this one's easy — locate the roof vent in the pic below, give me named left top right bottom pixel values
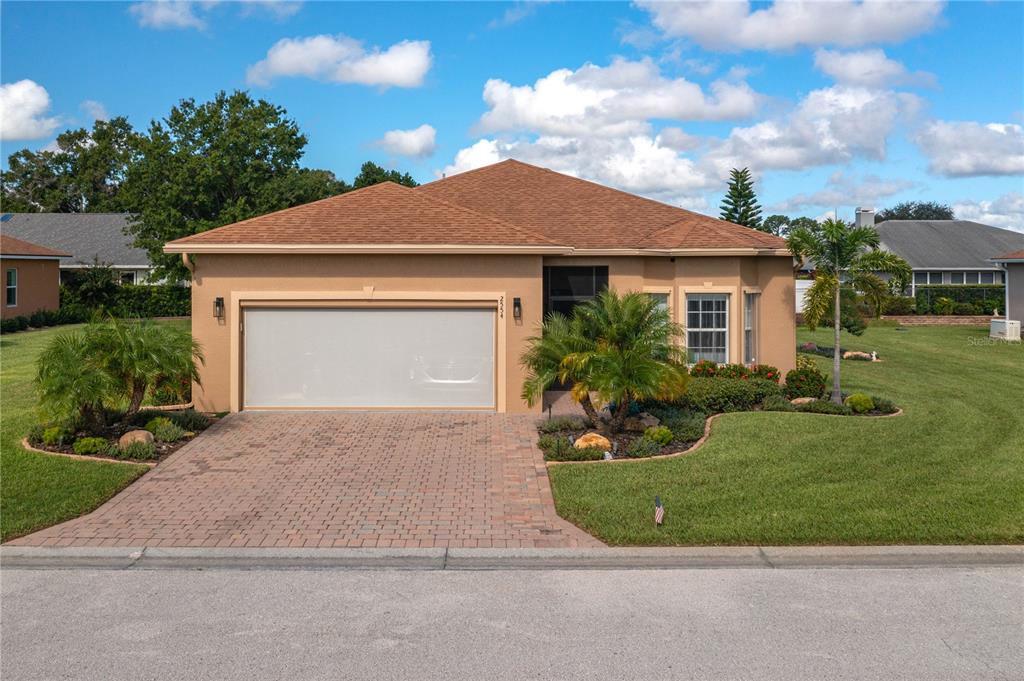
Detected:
left=855, top=207, right=874, bottom=228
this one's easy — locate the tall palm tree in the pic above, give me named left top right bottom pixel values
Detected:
left=788, top=218, right=910, bottom=404
left=521, top=290, right=689, bottom=433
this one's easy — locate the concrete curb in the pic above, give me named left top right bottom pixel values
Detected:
left=2, top=545, right=1020, bottom=571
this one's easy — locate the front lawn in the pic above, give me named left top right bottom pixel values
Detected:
left=549, top=324, right=1024, bottom=545
left=0, top=321, right=189, bottom=542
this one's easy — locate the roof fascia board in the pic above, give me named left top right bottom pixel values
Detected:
left=0, top=254, right=67, bottom=260
left=164, top=243, right=573, bottom=255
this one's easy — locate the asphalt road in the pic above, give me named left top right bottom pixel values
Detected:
left=2, top=566, right=1021, bottom=680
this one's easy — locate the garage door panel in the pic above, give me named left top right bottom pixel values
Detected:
left=244, top=308, right=495, bottom=409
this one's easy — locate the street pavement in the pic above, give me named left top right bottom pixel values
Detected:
left=2, top=565, right=1021, bottom=680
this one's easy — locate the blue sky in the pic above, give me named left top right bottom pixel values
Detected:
left=2, top=1, right=1023, bottom=230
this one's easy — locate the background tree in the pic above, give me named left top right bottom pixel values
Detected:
left=787, top=219, right=910, bottom=404
left=719, top=167, right=762, bottom=230
left=875, top=201, right=954, bottom=223
left=760, top=214, right=819, bottom=237
left=353, top=161, right=418, bottom=189
left=0, top=117, right=140, bottom=212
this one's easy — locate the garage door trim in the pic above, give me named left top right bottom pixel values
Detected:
left=227, top=290, right=509, bottom=413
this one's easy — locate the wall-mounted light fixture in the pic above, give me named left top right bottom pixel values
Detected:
left=512, top=297, right=522, bottom=321
left=213, top=297, right=225, bottom=319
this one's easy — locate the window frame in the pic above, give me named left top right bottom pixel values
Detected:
left=743, top=291, right=759, bottom=365
left=5, top=268, right=16, bottom=307
left=913, top=271, right=928, bottom=285
left=928, top=271, right=944, bottom=285
left=642, top=286, right=673, bottom=321
left=965, top=271, right=979, bottom=284
left=542, top=265, right=609, bottom=317
left=980, top=271, right=995, bottom=284
left=950, top=271, right=965, bottom=285
left=685, top=292, right=730, bottom=365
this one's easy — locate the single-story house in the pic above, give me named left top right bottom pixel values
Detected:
left=164, top=160, right=795, bottom=414
left=991, top=249, right=1024, bottom=324
left=1, top=213, right=155, bottom=284
left=870, top=214, right=1024, bottom=295
left=0, top=234, right=69, bottom=320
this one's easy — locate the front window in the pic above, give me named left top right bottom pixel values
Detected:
left=965, top=271, right=979, bottom=284
left=950, top=272, right=964, bottom=285
left=686, top=294, right=728, bottom=364
left=5, top=269, right=16, bottom=307
left=914, top=272, right=928, bottom=285
left=647, top=292, right=670, bottom=315
left=744, top=293, right=759, bottom=365
left=120, top=271, right=136, bottom=285
left=980, top=271, right=995, bottom=284
left=929, top=272, right=944, bottom=285
left=543, top=266, right=608, bottom=317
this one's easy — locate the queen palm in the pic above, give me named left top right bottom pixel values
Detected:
left=521, top=290, right=689, bottom=433
left=787, top=218, right=910, bottom=404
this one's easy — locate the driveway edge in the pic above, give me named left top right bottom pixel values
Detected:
left=2, top=545, right=1020, bottom=571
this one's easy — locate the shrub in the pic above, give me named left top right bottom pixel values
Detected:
left=42, top=426, right=71, bottom=447
left=689, top=359, right=719, bottom=377
left=795, top=354, right=817, bottom=371
left=953, top=302, right=975, bottom=316
left=538, top=415, right=588, bottom=433
left=116, top=441, right=158, bottom=461
left=167, top=409, right=211, bottom=432
left=881, top=295, right=916, bottom=315
left=751, top=364, right=781, bottom=383
left=784, top=367, right=827, bottom=400
left=761, top=395, right=796, bottom=412
left=537, top=434, right=605, bottom=462
left=145, top=417, right=187, bottom=442
left=715, top=363, right=751, bottom=379
left=932, top=296, right=956, bottom=315
left=796, top=400, right=852, bottom=415
left=844, top=393, right=875, bottom=414
left=915, top=285, right=1004, bottom=315
left=150, top=373, right=191, bottom=406
left=26, top=424, right=46, bottom=446
left=644, top=425, right=673, bottom=446
left=625, top=437, right=662, bottom=458
left=640, top=403, right=707, bottom=442
left=73, top=437, right=108, bottom=455
left=680, top=377, right=782, bottom=413
left=0, top=318, right=20, bottom=334
left=871, top=396, right=898, bottom=414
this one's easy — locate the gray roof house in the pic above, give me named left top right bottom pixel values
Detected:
left=872, top=216, right=1024, bottom=294
left=0, top=213, right=154, bottom=284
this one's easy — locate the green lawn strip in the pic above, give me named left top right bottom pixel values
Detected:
left=549, top=325, right=1024, bottom=546
left=0, top=321, right=189, bottom=542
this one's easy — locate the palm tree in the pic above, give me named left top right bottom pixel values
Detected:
left=36, top=331, right=112, bottom=432
left=521, top=290, right=689, bottom=433
left=787, top=218, right=910, bottom=404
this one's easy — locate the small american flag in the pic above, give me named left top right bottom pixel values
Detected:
left=654, top=496, right=665, bottom=525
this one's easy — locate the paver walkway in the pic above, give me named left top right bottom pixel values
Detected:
left=9, top=412, right=601, bottom=549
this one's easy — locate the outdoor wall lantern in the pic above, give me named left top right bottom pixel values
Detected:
left=513, top=297, right=522, bottom=321
left=213, top=297, right=225, bottom=319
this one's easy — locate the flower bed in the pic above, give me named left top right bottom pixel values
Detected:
left=25, top=408, right=215, bottom=464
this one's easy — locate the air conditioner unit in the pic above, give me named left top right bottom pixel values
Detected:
left=990, top=319, right=1021, bottom=341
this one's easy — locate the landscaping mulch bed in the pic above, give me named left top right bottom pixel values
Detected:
left=541, top=425, right=698, bottom=460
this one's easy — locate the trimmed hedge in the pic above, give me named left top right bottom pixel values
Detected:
left=678, top=377, right=782, bottom=413
left=914, top=285, right=1004, bottom=315
left=3, top=284, right=190, bottom=335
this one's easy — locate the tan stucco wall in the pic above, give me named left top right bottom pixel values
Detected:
left=187, top=252, right=796, bottom=413
left=1, top=257, right=60, bottom=320
left=1005, top=263, right=1024, bottom=323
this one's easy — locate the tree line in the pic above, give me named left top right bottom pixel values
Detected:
left=1, top=90, right=418, bottom=282
left=718, top=167, right=954, bottom=235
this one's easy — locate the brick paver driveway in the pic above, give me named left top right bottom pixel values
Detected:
left=10, top=412, right=600, bottom=549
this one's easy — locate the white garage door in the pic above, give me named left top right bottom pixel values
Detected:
left=243, top=307, right=495, bottom=409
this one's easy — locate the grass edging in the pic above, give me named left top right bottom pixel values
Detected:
left=546, top=407, right=904, bottom=467
left=19, top=438, right=156, bottom=468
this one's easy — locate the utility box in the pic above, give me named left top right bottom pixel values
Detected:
left=990, top=319, right=1021, bottom=341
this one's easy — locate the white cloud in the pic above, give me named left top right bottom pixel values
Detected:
left=246, top=35, right=432, bottom=88
left=814, top=49, right=935, bottom=88
left=80, top=99, right=109, bottom=122
left=129, top=1, right=205, bottom=30
left=238, top=1, right=303, bottom=20
left=488, top=1, right=552, bottom=29
left=477, top=57, right=762, bottom=138
left=773, top=170, right=914, bottom=211
left=658, top=127, right=701, bottom=152
left=915, top=121, right=1024, bottom=177
left=703, top=85, right=923, bottom=177
left=377, top=124, right=437, bottom=158
left=0, top=80, right=61, bottom=141
left=637, top=0, right=943, bottom=51
left=954, top=192, right=1024, bottom=233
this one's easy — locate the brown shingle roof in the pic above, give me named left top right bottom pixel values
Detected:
left=417, top=160, right=787, bottom=250
left=993, top=249, right=1024, bottom=260
left=0, top=233, right=69, bottom=258
left=166, top=181, right=561, bottom=249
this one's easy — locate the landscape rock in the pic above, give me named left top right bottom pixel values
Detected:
left=843, top=351, right=873, bottom=361
left=119, top=430, right=154, bottom=449
left=623, top=412, right=661, bottom=432
left=790, top=397, right=817, bottom=405
left=574, top=432, right=612, bottom=450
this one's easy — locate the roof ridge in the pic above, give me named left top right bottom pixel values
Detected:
left=411, top=187, right=564, bottom=247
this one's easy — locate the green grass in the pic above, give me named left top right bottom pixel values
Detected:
left=1, top=321, right=189, bottom=542
left=549, top=325, right=1024, bottom=545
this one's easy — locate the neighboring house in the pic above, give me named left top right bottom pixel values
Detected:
left=164, top=159, right=795, bottom=414
left=991, top=249, right=1024, bottom=324
left=0, top=213, right=154, bottom=284
left=0, top=234, right=69, bottom=320
left=868, top=212, right=1024, bottom=296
